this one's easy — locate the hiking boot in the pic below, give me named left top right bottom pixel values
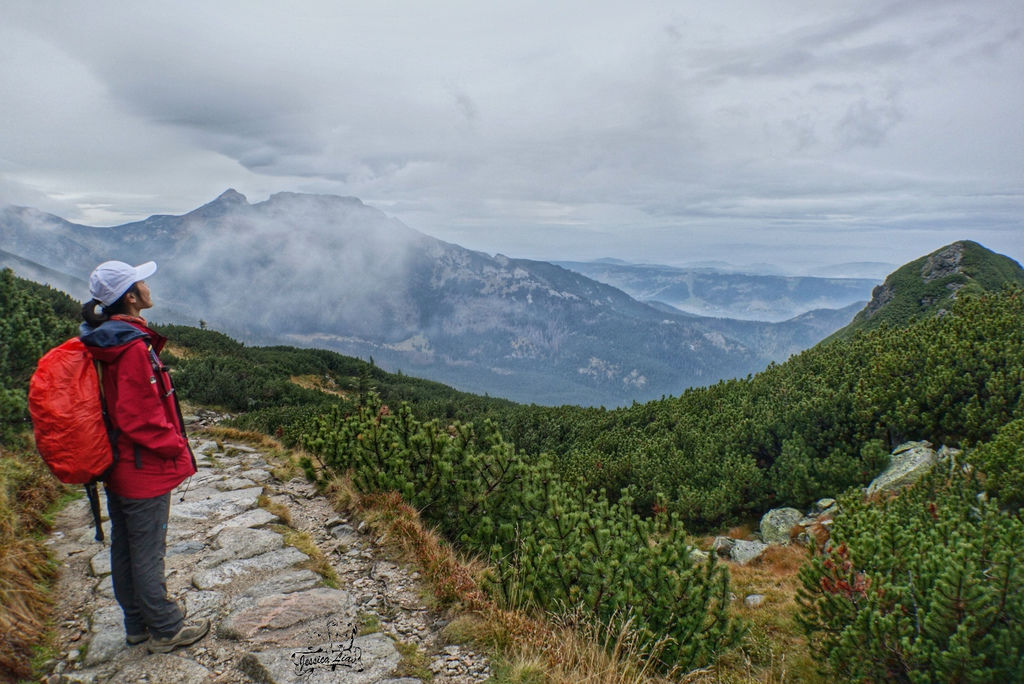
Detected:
left=126, top=631, right=149, bottom=646
left=147, top=618, right=210, bottom=654
left=125, top=600, right=186, bottom=646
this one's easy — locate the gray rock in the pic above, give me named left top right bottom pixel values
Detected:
left=745, top=594, right=766, bottom=608
left=58, top=669, right=100, bottom=683
left=89, top=550, right=111, bottom=577
left=193, top=440, right=219, bottom=454
left=168, top=540, right=206, bottom=556
left=730, top=539, right=769, bottom=565
left=760, top=507, right=803, bottom=545
left=109, top=654, right=213, bottom=683
left=220, top=587, right=354, bottom=640
left=83, top=605, right=125, bottom=666
left=170, top=486, right=263, bottom=521
left=183, top=590, right=226, bottom=618
left=203, top=526, right=284, bottom=566
left=331, top=524, right=359, bottom=544
left=242, top=468, right=273, bottom=482
left=689, top=548, right=710, bottom=563
left=192, top=546, right=310, bottom=590
left=811, top=498, right=836, bottom=515
left=711, top=536, right=734, bottom=556
left=216, top=477, right=259, bottom=491
left=95, top=575, right=115, bottom=599
left=866, top=441, right=937, bottom=496
left=237, top=633, right=400, bottom=683
left=209, top=507, right=280, bottom=536
left=243, top=569, right=322, bottom=597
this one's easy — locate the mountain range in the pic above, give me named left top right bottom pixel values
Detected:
left=554, top=260, right=878, bottom=321
left=3, top=190, right=876, bottom=405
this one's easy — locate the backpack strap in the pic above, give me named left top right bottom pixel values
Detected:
left=90, top=360, right=119, bottom=542
left=93, top=360, right=121, bottom=468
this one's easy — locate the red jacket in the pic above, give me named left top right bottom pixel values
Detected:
left=80, top=316, right=195, bottom=498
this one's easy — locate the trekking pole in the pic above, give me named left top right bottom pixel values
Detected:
left=85, top=482, right=105, bottom=542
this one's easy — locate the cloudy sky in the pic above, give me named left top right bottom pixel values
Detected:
left=1, top=0, right=1021, bottom=272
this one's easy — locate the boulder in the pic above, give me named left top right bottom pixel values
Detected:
left=711, top=537, right=734, bottom=557
left=759, top=507, right=803, bottom=545
left=744, top=594, right=765, bottom=608
left=866, top=441, right=937, bottom=496
left=811, top=498, right=837, bottom=515
left=711, top=536, right=767, bottom=564
left=730, top=539, right=769, bottom=565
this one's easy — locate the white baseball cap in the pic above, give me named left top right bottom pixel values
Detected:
left=89, top=260, right=157, bottom=307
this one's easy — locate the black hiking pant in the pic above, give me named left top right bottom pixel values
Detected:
left=105, top=489, right=184, bottom=639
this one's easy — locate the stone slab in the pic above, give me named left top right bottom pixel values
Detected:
left=221, top=587, right=353, bottom=639
left=209, top=507, right=280, bottom=536
left=168, top=539, right=206, bottom=556
left=170, top=486, right=263, bottom=521
left=216, top=477, right=259, bottom=491
left=96, top=575, right=115, bottom=599
left=183, top=590, right=226, bottom=618
left=202, top=527, right=284, bottom=567
left=242, top=468, right=273, bottom=482
left=89, top=550, right=111, bottom=578
left=243, top=569, right=322, bottom=597
left=237, top=633, right=400, bottom=683
left=84, top=605, right=126, bottom=666
left=192, top=546, right=310, bottom=590
left=110, top=653, right=213, bottom=683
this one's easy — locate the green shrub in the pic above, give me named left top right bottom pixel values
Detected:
left=302, top=397, right=744, bottom=671
left=968, top=417, right=1024, bottom=512
left=797, top=467, right=1024, bottom=682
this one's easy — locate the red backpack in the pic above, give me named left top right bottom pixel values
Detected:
left=29, top=337, right=115, bottom=540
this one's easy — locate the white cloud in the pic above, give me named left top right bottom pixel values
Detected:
left=0, top=0, right=1021, bottom=268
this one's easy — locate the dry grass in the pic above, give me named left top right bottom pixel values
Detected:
left=193, top=426, right=281, bottom=450
left=257, top=493, right=293, bottom=527
left=708, top=545, right=823, bottom=684
left=162, top=342, right=196, bottom=359
left=0, top=445, right=64, bottom=680
left=275, top=526, right=340, bottom=589
left=323, top=473, right=703, bottom=684
left=289, top=374, right=349, bottom=399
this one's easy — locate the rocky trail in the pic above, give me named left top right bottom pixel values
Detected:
left=39, top=435, right=492, bottom=683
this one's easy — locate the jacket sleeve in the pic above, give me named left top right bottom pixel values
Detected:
left=112, top=340, right=187, bottom=458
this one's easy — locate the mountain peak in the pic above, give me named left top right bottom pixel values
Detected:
left=834, top=241, right=1024, bottom=338
left=214, top=188, right=248, bottom=205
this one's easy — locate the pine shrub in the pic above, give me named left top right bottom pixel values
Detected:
left=797, top=466, right=1024, bottom=682
left=302, top=397, right=744, bottom=671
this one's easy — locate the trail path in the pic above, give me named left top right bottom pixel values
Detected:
left=41, top=436, right=491, bottom=683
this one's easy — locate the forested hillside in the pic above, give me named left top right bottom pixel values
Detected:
left=2, top=267, right=1023, bottom=681
left=490, top=286, right=1024, bottom=528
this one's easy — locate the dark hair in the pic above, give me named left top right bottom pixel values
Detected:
left=81, top=283, right=140, bottom=326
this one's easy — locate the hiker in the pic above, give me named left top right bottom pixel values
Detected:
left=79, top=260, right=210, bottom=653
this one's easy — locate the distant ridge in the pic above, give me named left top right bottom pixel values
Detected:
left=830, top=241, right=1024, bottom=340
